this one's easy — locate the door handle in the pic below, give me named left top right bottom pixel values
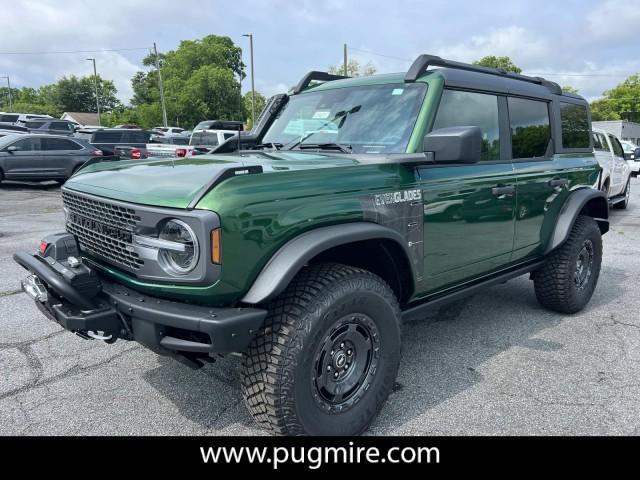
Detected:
left=548, top=178, right=568, bottom=188
left=491, top=185, right=515, bottom=196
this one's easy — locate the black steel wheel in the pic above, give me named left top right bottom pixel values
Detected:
left=242, top=263, right=401, bottom=436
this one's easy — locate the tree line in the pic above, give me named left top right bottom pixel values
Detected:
left=0, top=44, right=638, bottom=128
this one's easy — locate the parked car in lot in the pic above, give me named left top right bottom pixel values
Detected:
left=89, top=128, right=152, bottom=157
left=0, top=134, right=103, bottom=183
left=190, top=120, right=243, bottom=149
left=0, top=112, right=21, bottom=124
left=14, top=113, right=54, bottom=125
left=146, top=136, right=194, bottom=158
left=592, top=128, right=631, bottom=208
left=14, top=54, right=609, bottom=436
left=629, top=146, right=640, bottom=176
left=23, top=118, right=77, bottom=136
left=0, top=123, right=28, bottom=138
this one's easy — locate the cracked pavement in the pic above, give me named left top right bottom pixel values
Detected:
left=1, top=178, right=639, bottom=435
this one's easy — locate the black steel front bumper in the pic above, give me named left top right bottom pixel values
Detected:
left=13, top=251, right=267, bottom=359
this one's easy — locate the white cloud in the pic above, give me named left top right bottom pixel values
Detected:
left=587, top=0, right=640, bottom=40
left=432, top=26, right=549, bottom=68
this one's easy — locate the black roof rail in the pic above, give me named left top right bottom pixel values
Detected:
left=405, top=54, right=562, bottom=95
left=292, top=71, right=349, bottom=94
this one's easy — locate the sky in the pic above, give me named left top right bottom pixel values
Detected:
left=1, top=0, right=640, bottom=105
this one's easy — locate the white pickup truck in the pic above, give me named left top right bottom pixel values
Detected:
left=146, top=129, right=239, bottom=159
left=592, top=128, right=632, bottom=209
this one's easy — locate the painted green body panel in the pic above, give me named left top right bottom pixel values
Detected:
left=63, top=70, right=601, bottom=307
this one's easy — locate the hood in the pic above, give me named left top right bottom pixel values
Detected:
left=64, top=151, right=360, bottom=209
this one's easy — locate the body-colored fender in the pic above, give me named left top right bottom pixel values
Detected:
left=241, top=223, right=415, bottom=304
left=546, top=188, right=609, bottom=254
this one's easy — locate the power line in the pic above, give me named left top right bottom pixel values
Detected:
left=0, top=47, right=151, bottom=55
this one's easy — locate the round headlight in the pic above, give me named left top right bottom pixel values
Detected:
left=158, top=219, right=199, bottom=275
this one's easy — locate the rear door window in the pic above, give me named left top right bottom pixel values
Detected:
left=507, top=97, right=551, bottom=159
left=123, top=131, right=151, bottom=143
left=43, top=137, right=82, bottom=150
left=50, top=121, right=73, bottom=131
left=92, top=130, right=124, bottom=143
left=25, top=120, right=46, bottom=129
left=0, top=114, right=19, bottom=123
left=560, top=103, right=590, bottom=149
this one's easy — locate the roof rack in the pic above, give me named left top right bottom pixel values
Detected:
left=292, top=71, right=350, bottom=94
left=404, top=54, right=562, bottom=95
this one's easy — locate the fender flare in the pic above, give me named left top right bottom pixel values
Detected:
left=241, top=223, right=415, bottom=305
left=545, top=188, right=609, bottom=254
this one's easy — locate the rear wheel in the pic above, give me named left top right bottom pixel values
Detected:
left=613, top=178, right=630, bottom=210
left=241, top=263, right=401, bottom=436
left=534, top=215, right=602, bottom=314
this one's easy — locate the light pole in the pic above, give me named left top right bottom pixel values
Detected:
left=153, top=42, right=168, bottom=128
left=0, top=76, right=12, bottom=110
left=86, top=58, right=101, bottom=126
left=242, top=33, right=255, bottom=126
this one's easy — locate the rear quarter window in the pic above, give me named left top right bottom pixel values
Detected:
left=560, top=103, right=590, bottom=149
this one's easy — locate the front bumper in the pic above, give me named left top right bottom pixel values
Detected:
left=13, top=251, right=267, bottom=359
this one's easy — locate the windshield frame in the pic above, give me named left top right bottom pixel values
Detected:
left=263, top=82, right=428, bottom=155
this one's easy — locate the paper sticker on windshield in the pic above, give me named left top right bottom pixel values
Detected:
left=392, top=88, right=404, bottom=96
left=312, top=111, right=331, bottom=119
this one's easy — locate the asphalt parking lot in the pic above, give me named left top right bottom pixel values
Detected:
left=1, top=178, right=639, bottom=435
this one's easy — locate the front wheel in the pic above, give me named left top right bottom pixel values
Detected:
left=241, top=263, right=401, bottom=436
left=534, top=215, right=602, bottom=314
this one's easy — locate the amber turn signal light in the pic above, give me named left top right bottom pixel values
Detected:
left=211, top=228, right=221, bottom=264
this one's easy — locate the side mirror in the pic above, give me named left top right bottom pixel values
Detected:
left=423, top=126, right=482, bottom=164
left=634, top=147, right=640, bottom=159
left=7, top=145, right=18, bottom=153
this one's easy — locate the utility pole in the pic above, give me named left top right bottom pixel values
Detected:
left=85, top=59, right=101, bottom=126
left=0, top=76, right=11, bottom=110
left=243, top=34, right=255, bottom=126
left=343, top=43, right=348, bottom=76
left=154, top=42, right=168, bottom=127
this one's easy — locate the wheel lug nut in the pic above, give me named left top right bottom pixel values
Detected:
left=327, top=365, right=332, bottom=371
left=334, top=372, right=339, bottom=378
left=340, top=342, right=345, bottom=348
left=347, top=349, right=352, bottom=355
left=330, top=350, right=335, bottom=356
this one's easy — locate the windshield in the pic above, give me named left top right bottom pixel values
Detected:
left=263, top=82, right=427, bottom=154
left=190, top=131, right=219, bottom=146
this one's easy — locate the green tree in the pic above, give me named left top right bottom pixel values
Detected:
left=130, top=35, right=245, bottom=128
left=562, top=85, right=579, bottom=94
left=328, top=59, right=377, bottom=77
left=473, top=55, right=522, bottom=74
left=589, top=73, right=640, bottom=122
left=243, top=90, right=267, bottom=129
left=54, top=75, right=121, bottom=113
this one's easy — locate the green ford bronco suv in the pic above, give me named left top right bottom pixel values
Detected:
left=15, top=54, right=609, bottom=436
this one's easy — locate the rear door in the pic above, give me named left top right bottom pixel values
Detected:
left=1, top=136, right=43, bottom=178
left=593, top=131, right=612, bottom=192
left=41, top=137, right=85, bottom=178
left=608, top=134, right=627, bottom=196
left=510, top=97, right=570, bottom=261
left=417, top=89, right=516, bottom=293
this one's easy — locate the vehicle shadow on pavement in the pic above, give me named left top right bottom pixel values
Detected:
left=141, top=271, right=627, bottom=435
left=0, top=181, right=60, bottom=190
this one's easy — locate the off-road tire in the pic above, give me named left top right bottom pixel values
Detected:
left=241, top=263, right=402, bottom=436
left=534, top=215, right=602, bottom=314
left=613, top=179, right=630, bottom=210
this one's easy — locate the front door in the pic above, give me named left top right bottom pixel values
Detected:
left=2, top=137, right=43, bottom=179
left=417, top=89, right=516, bottom=295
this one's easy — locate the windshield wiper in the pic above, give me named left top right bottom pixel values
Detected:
left=284, top=105, right=362, bottom=151
left=297, top=143, right=353, bottom=153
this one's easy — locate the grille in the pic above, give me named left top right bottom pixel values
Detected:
left=62, top=190, right=144, bottom=270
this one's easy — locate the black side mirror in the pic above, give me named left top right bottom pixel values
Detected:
left=423, top=126, right=482, bottom=164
